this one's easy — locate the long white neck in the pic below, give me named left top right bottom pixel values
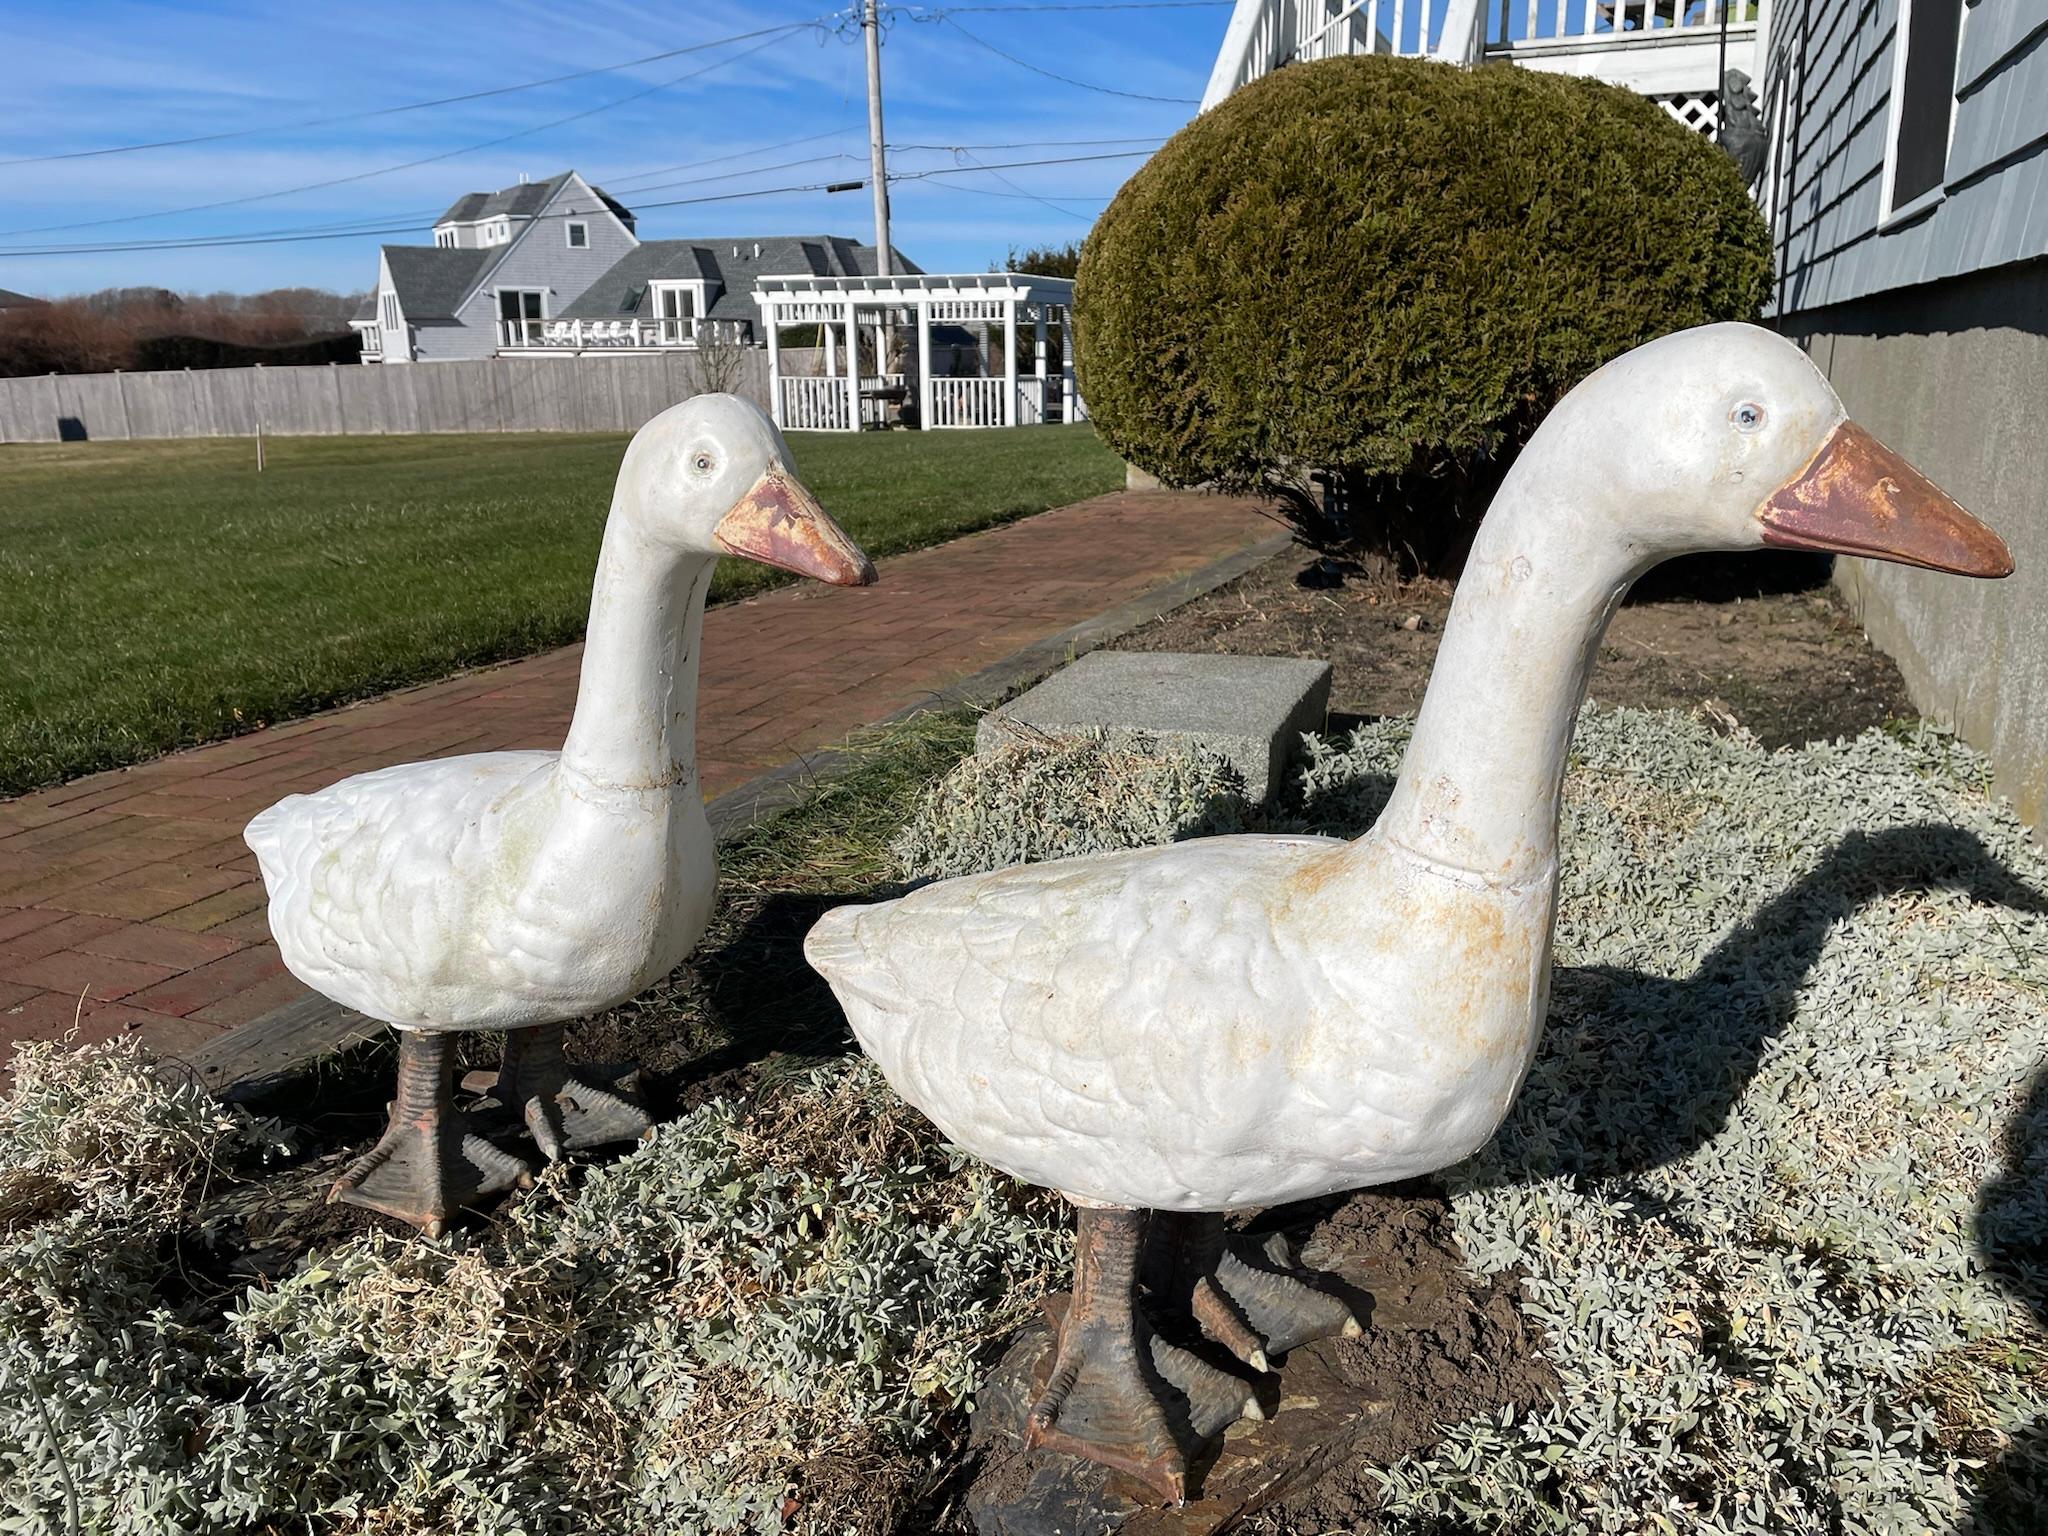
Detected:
left=560, top=500, right=715, bottom=791
left=1373, top=441, right=1647, bottom=884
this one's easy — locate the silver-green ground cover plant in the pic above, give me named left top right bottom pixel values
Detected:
left=2, top=707, right=2043, bottom=1533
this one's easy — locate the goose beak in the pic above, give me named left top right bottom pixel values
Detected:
left=714, top=465, right=877, bottom=586
left=1759, top=420, right=2013, bottom=578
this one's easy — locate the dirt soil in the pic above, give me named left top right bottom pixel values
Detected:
left=1116, top=549, right=1913, bottom=749
left=956, top=1184, right=1556, bottom=1535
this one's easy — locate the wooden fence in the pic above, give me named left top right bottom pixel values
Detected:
left=0, top=351, right=772, bottom=444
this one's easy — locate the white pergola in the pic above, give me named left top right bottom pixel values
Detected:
left=751, top=271, right=1080, bottom=432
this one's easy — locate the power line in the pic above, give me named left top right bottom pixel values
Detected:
left=886, top=135, right=1162, bottom=151
left=0, top=149, right=1155, bottom=258
left=932, top=15, right=1200, bottom=102
left=950, top=149, right=1095, bottom=218
left=0, top=19, right=839, bottom=170
left=893, top=2, right=1230, bottom=11
left=601, top=126, right=862, bottom=190
left=0, top=27, right=803, bottom=239
left=599, top=151, right=865, bottom=201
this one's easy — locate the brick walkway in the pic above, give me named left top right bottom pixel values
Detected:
left=0, top=491, right=1280, bottom=1061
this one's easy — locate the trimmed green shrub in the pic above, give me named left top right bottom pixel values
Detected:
left=1075, top=55, right=1773, bottom=569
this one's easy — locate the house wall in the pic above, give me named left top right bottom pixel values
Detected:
left=1764, top=0, right=2048, bottom=314
left=0, top=352, right=770, bottom=442
left=1763, top=1, right=2048, bottom=833
left=427, top=176, right=640, bottom=362
left=1781, top=257, right=2048, bottom=834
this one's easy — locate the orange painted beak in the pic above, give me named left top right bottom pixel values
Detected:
left=713, top=465, right=876, bottom=587
left=1759, top=420, right=2013, bottom=578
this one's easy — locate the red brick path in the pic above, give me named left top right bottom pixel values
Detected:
left=0, top=492, right=1279, bottom=1061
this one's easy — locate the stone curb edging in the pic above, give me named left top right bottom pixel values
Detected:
left=187, top=528, right=1297, bottom=1101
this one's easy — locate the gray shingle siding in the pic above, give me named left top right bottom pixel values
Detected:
left=430, top=174, right=640, bottom=359
left=1768, top=0, right=2048, bottom=314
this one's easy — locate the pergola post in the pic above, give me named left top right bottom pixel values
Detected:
left=764, top=303, right=783, bottom=428
left=917, top=295, right=933, bottom=430
left=1002, top=295, right=1018, bottom=428
left=1060, top=306, right=1076, bottom=423
left=1032, top=305, right=1048, bottom=426
left=824, top=322, right=837, bottom=376
left=843, top=298, right=860, bottom=432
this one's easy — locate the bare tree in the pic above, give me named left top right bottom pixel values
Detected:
left=689, top=325, right=752, bottom=397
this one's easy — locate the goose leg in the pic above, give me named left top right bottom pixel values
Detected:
left=491, top=1021, right=650, bottom=1161
left=1024, top=1205, right=1260, bottom=1505
left=330, top=1028, right=533, bottom=1238
left=1147, top=1212, right=1362, bottom=1361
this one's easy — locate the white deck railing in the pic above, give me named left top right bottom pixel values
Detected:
left=929, top=377, right=1007, bottom=429
left=1203, top=0, right=1759, bottom=110
left=498, top=317, right=751, bottom=352
left=781, top=376, right=852, bottom=432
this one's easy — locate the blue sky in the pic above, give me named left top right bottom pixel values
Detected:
left=0, top=0, right=1232, bottom=297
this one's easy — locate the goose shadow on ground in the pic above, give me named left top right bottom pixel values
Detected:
left=1293, top=776, right=2048, bottom=1185
left=1967, top=1062, right=2048, bottom=1532
left=1496, top=823, right=2048, bottom=1185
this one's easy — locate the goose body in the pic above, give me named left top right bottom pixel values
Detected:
left=244, top=394, right=874, bottom=1233
left=246, top=747, right=714, bottom=1032
left=803, top=324, right=2013, bottom=1501
left=809, top=831, right=1553, bottom=1209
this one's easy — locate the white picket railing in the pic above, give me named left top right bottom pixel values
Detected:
left=1203, top=0, right=1759, bottom=110
left=1015, top=378, right=1048, bottom=426
left=929, top=377, right=1008, bottom=429
left=781, top=376, right=852, bottom=432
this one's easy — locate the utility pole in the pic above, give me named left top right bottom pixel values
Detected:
left=862, top=0, right=892, bottom=276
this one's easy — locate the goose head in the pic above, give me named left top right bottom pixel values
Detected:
left=1550, top=322, right=2012, bottom=579
left=618, top=392, right=876, bottom=586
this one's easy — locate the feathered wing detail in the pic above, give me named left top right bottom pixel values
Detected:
left=246, top=752, right=559, bottom=1025
left=806, top=836, right=1350, bottom=1208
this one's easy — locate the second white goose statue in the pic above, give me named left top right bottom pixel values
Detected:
left=248, top=395, right=875, bottom=1235
left=804, top=324, right=2014, bottom=1501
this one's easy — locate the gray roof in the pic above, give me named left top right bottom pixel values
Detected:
left=0, top=287, right=44, bottom=308
left=437, top=172, right=570, bottom=225
left=560, top=235, right=918, bottom=332
left=350, top=292, right=375, bottom=323
left=380, top=245, right=498, bottom=322
left=435, top=171, right=634, bottom=230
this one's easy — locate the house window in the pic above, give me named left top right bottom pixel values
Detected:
left=379, top=291, right=399, bottom=330
left=498, top=288, right=545, bottom=345
left=1884, top=0, right=1965, bottom=217
left=653, top=282, right=699, bottom=345
left=566, top=221, right=588, bottom=249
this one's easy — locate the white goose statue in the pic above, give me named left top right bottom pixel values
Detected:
left=804, top=324, right=2013, bottom=1501
left=248, top=395, right=875, bottom=1236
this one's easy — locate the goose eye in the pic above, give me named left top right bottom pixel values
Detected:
left=1731, top=402, right=1766, bottom=434
left=693, top=452, right=715, bottom=473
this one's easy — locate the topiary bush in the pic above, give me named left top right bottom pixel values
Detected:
left=1075, top=54, right=1773, bottom=571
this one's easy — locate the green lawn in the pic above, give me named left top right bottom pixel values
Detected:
left=0, top=423, right=1121, bottom=797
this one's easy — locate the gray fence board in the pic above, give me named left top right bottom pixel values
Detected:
left=0, top=351, right=771, bottom=444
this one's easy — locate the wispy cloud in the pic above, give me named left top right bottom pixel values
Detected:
left=0, top=0, right=1224, bottom=295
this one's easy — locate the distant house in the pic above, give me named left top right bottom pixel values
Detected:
left=352, top=170, right=906, bottom=364
left=0, top=288, right=46, bottom=313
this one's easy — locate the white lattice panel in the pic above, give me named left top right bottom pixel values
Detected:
left=931, top=300, right=1004, bottom=322
left=1657, top=91, right=1719, bottom=136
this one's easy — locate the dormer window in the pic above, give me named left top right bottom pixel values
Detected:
left=435, top=228, right=454, bottom=248
left=566, top=221, right=589, bottom=249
